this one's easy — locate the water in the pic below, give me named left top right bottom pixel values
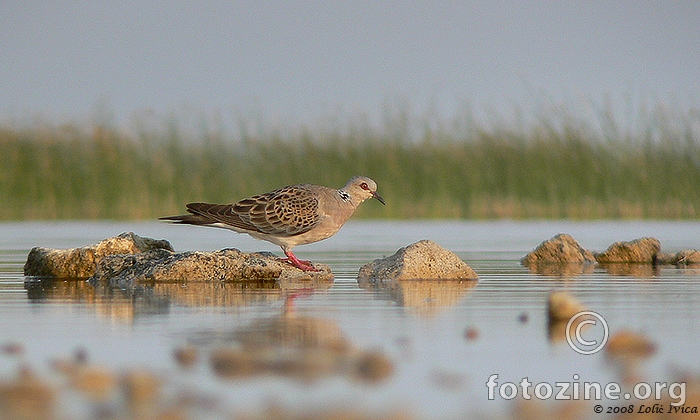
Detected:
left=1, top=220, right=700, bottom=419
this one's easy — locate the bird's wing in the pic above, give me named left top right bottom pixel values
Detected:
left=181, top=203, right=257, bottom=231
left=232, top=185, right=323, bottom=236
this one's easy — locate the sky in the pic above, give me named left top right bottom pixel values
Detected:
left=1, top=1, right=699, bottom=132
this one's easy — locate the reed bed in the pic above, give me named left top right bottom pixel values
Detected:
left=1, top=104, right=699, bottom=220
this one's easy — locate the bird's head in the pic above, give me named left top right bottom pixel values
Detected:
left=343, top=176, right=385, bottom=205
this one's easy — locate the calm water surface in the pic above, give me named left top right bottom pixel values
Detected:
left=1, top=220, right=700, bottom=419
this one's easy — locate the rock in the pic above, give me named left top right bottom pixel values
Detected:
left=676, top=250, right=700, bottom=265
left=547, top=291, right=595, bottom=344
left=594, top=237, right=660, bottom=264
left=521, top=234, right=595, bottom=265
left=547, top=291, right=586, bottom=323
left=24, top=232, right=173, bottom=278
left=606, top=330, right=656, bottom=359
left=353, top=350, right=394, bottom=383
left=658, top=249, right=700, bottom=266
left=357, top=240, right=478, bottom=280
left=0, top=343, right=24, bottom=357
left=656, top=252, right=679, bottom=265
left=89, top=248, right=333, bottom=286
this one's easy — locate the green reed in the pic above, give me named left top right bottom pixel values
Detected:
left=1, top=104, right=699, bottom=220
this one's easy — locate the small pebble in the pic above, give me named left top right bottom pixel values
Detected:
left=173, top=345, right=199, bottom=369
left=0, top=342, right=25, bottom=356
left=209, top=348, right=256, bottom=379
left=354, top=350, right=394, bottom=383
left=463, top=327, right=479, bottom=341
left=74, top=346, right=89, bottom=364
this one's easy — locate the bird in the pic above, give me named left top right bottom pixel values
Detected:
left=160, top=176, right=385, bottom=271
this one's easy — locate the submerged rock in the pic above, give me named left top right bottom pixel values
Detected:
left=24, top=232, right=173, bottom=278
left=209, top=315, right=393, bottom=383
left=521, top=233, right=596, bottom=265
left=547, top=291, right=594, bottom=344
left=357, top=240, right=478, bottom=280
left=594, top=237, right=661, bottom=264
left=173, top=346, right=199, bottom=369
left=547, top=291, right=586, bottom=323
left=606, top=330, right=656, bottom=360
left=0, top=368, right=56, bottom=420
left=89, top=248, right=333, bottom=286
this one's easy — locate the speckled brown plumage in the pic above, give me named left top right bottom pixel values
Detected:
left=161, top=176, right=384, bottom=271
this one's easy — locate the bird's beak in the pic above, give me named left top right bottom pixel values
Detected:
left=372, top=191, right=386, bottom=205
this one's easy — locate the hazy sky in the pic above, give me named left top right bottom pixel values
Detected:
left=1, top=1, right=699, bottom=129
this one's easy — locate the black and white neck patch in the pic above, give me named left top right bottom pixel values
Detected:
left=338, top=190, right=351, bottom=202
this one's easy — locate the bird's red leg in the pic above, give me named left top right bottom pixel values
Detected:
left=281, top=249, right=318, bottom=272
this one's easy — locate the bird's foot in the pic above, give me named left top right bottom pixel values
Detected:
left=281, top=258, right=319, bottom=271
left=281, top=251, right=319, bottom=272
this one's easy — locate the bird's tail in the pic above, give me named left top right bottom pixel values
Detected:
left=159, top=203, right=217, bottom=226
left=158, top=214, right=213, bottom=225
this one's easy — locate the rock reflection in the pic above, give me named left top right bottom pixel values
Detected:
left=599, top=263, right=659, bottom=277
left=525, top=262, right=596, bottom=278
left=358, top=278, right=477, bottom=316
left=527, top=261, right=662, bottom=279
left=23, top=275, right=333, bottom=323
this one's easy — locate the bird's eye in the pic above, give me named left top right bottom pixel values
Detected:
left=360, top=182, right=369, bottom=190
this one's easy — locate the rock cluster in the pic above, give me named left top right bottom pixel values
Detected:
left=24, top=234, right=477, bottom=298
left=522, top=234, right=699, bottom=268
left=24, top=232, right=332, bottom=285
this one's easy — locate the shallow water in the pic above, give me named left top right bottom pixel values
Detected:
left=2, top=220, right=700, bottom=419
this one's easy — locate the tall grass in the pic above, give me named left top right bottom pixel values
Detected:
left=1, top=103, right=699, bottom=220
